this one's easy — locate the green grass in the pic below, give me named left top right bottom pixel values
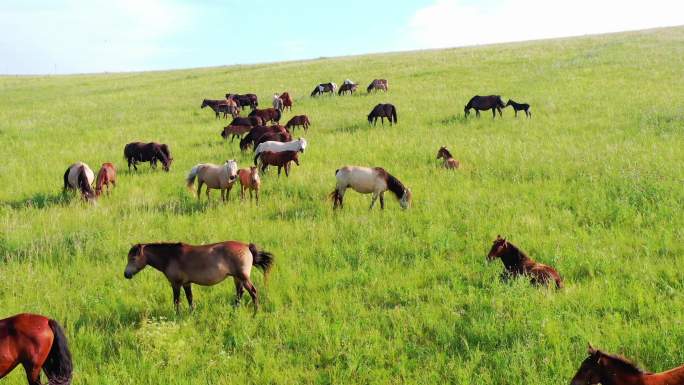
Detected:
left=1, top=27, right=684, bottom=385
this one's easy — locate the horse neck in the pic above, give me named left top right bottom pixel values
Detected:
left=384, top=173, right=405, bottom=200
left=597, top=362, right=648, bottom=385
left=143, top=244, right=177, bottom=272
left=500, top=244, right=532, bottom=271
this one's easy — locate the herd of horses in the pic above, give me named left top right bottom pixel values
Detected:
left=3, top=78, right=669, bottom=385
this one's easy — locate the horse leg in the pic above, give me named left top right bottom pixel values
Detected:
left=240, top=185, right=245, bottom=200
left=492, top=108, right=496, bottom=119
left=226, top=186, right=231, bottom=201
left=498, top=107, right=502, bottom=117
left=172, top=284, right=181, bottom=313
left=22, top=363, right=42, bottom=385
left=277, top=166, right=282, bottom=177
left=379, top=192, right=385, bottom=209
left=183, top=284, right=194, bottom=311
left=233, top=277, right=244, bottom=306
left=476, top=110, right=480, bottom=118
left=196, top=181, right=203, bottom=200
left=243, top=279, right=259, bottom=314
left=206, top=187, right=211, bottom=201
left=220, top=188, right=226, bottom=202
left=369, top=192, right=379, bottom=210
left=284, top=163, right=290, bottom=177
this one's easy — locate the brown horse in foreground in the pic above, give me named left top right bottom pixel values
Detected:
left=257, top=151, right=299, bottom=177
left=487, top=235, right=563, bottom=288
left=0, top=313, right=72, bottom=385
left=124, top=241, right=274, bottom=313
left=95, top=162, right=116, bottom=196
left=436, top=147, right=460, bottom=169
left=571, top=344, right=684, bottom=385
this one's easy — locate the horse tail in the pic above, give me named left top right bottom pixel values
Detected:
left=554, top=272, right=564, bottom=289
left=186, top=165, right=201, bottom=190
left=391, top=106, right=397, bottom=124
left=44, top=319, right=73, bottom=385
left=253, top=151, right=261, bottom=166
left=249, top=243, right=274, bottom=279
left=62, top=168, right=70, bottom=191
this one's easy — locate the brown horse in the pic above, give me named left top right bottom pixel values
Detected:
left=124, top=241, right=273, bottom=313
left=95, top=162, right=116, bottom=196
left=239, top=125, right=289, bottom=151
left=253, top=131, right=292, bottom=150
left=285, top=115, right=310, bottom=131
left=367, top=103, right=397, bottom=126
left=279, top=92, right=293, bottom=111
left=238, top=166, right=261, bottom=203
left=436, top=147, right=460, bottom=169
left=221, top=125, right=252, bottom=142
left=571, top=344, right=684, bottom=385
left=249, top=108, right=281, bottom=124
left=464, top=95, right=505, bottom=118
left=228, top=116, right=263, bottom=127
left=124, top=142, right=172, bottom=172
left=367, top=79, right=388, bottom=93
left=257, top=150, right=299, bottom=177
left=0, top=313, right=72, bottom=385
left=226, top=93, right=258, bottom=110
left=201, top=99, right=238, bottom=119
left=338, top=83, right=357, bottom=95
left=487, top=235, right=563, bottom=288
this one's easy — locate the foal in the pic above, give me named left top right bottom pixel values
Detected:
left=505, top=99, right=532, bottom=118
left=487, top=235, right=563, bottom=288
left=95, top=162, right=116, bottom=196
left=436, top=146, right=460, bottom=169
left=238, top=166, right=261, bottom=203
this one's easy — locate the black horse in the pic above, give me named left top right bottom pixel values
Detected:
left=505, top=99, right=532, bottom=118
left=124, top=142, right=173, bottom=172
left=226, top=93, right=258, bottom=110
left=464, top=95, right=505, bottom=118
left=367, top=103, right=397, bottom=126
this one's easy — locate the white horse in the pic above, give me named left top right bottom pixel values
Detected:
left=186, top=160, right=238, bottom=201
left=272, top=94, right=284, bottom=112
left=253, top=138, right=307, bottom=164
left=63, top=162, right=96, bottom=201
left=330, top=166, right=412, bottom=210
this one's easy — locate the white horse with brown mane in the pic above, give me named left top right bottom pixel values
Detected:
left=330, top=166, right=412, bottom=210
left=63, top=162, right=96, bottom=202
left=186, top=160, right=238, bottom=201
left=253, top=138, right=307, bottom=164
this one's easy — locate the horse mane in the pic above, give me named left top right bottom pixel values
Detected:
left=501, top=241, right=531, bottom=263
left=376, top=167, right=406, bottom=200
left=440, top=147, right=453, bottom=158
left=77, top=166, right=94, bottom=196
left=600, top=352, right=649, bottom=375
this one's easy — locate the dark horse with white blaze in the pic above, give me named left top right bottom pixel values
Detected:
left=367, top=103, right=397, bottom=126
left=464, top=95, right=505, bottom=118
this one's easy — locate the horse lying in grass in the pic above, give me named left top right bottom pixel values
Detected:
left=186, top=160, right=238, bottom=202
left=124, top=241, right=274, bottom=314
left=238, top=166, right=261, bottom=204
left=505, top=99, right=532, bottom=118
left=95, top=162, right=116, bottom=196
left=257, top=151, right=299, bottom=177
left=63, top=162, right=96, bottom=202
left=464, top=95, right=505, bottom=118
left=330, top=166, right=412, bottom=210
left=487, top=235, right=563, bottom=288
left=436, top=147, right=460, bottom=169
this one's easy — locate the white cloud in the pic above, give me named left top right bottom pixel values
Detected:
left=406, top=0, right=684, bottom=50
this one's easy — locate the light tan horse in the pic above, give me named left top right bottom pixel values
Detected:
left=436, top=146, right=460, bottom=169
left=330, top=166, right=412, bottom=210
left=238, top=167, right=261, bottom=203
left=185, top=160, right=238, bottom=201
left=63, top=162, right=96, bottom=202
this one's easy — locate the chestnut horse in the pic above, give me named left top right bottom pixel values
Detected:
left=124, top=142, right=172, bottom=172
left=63, top=162, right=96, bottom=202
left=487, top=235, right=563, bottom=288
left=436, top=147, right=460, bottom=169
left=367, top=103, right=397, bottom=126
left=279, top=92, right=293, bottom=111
left=238, top=166, right=261, bottom=203
left=249, top=108, right=281, bottom=124
left=330, top=166, right=412, bottom=210
left=367, top=79, right=388, bottom=93
left=285, top=115, right=310, bottom=131
left=571, top=344, right=684, bottom=385
left=95, top=162, right=117, bottom=196
left=464, top=95, right=505, bottom=118
left=0, top=313, right=72, bottom=385
left=229, top=116, right=263, bottom=127
left=124, top=241, right=274, bottom=313
left=257, top=151, right=299, bottom=177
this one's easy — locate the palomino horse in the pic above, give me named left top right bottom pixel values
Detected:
left=436, top=147, right=460, bottom=169
left=254, top=138, right=307, bottom=163
left=124, top=241, right=274, bottom=313
left=285, top=115, right=310, bottom=131
left=367, top=79, right=388, bottom=93
left=249, top=108, right=281, bottom=124
left=257, top=151, right=299, bottom=177
left=0, top=313, right=72, bottom=385
left=124, top=142, right=172, bottom=172
left=367, top=103, right=397, bottom=126
left=238, top=166, right=261, bottom=203
left=330, top=166, right=412, bottom=210
left=571, top=344, right=684, bottom=385
left=310, top=83, right=337, bottom=96
left=464, top=95, right=505, bottom=118
left=186, top=160, right=238, bottom=202
left=279, top=92, right=293, bottom=111
left=63, top=162, right=96, bottom=202
left=487, top=235, right=563, bottom=288
left=272, top=94, right=284, bottom=112
left=95, top=162, right=117, bottom=196
left=505, top=99, right=532, bottom=118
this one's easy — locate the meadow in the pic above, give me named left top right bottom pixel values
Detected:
left=1, top=27, right=683, bottom=385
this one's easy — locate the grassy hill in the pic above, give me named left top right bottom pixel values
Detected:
left=1, top=27, right=683, bottom=385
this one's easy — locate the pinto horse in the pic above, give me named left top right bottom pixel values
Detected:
left=0, top=313, right=72, bottom=385
left=285, top=115, right=310, bottom=131
left=249, top=108, right=281, bottom=124
left=571, top=344, right=684, bottom=385
left=124, top=142, right=172, bottom=172
left=436, top=147, right=460, bottom=169
left=226, top=93, right=258, bottom=110
left=63, top=162, right=96, bottom=202
left=310, top=83, right=337, bottom=97
left=95, top=162, right=117, bottom=196
left=186, top=160, right=238, bottom=202
left=239, top=125, right=289, bottom=151
left=367, top=79, right=388, bottom=93
left=464, top=95, right=505, bottom=118
left=238, top=166, right=261, bottom=204
left=124, top=241, right=274, bottom=313
left=338, top=83, right=357, bottom=95
left=257, top=151, right=299, bottom=177
left=505, top=99, right=532, bottom=118
left=279, top=92, right=293, bottom=111
left=487, top=235, right=563, bottom=288
left=367, top=103, right=397, bottom=126
left=330, top=166, right=412, bottom=210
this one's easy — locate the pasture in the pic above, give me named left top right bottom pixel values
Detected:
left=1, top=27, right=684, bottom=384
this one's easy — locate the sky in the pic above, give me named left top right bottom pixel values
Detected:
left=1, top=0, right=682, bottom=75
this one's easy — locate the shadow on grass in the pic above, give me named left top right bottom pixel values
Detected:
left=1, top=192, right=73, bottom=210
left=335, top=122, right=367, bottom=133
left=437, top=114, right=468, bottom=125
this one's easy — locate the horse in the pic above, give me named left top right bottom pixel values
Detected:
left=285, top=115, right=310, bottom=131
left=217, top=101, right=240, bottom=119
left=254, top=138, right=307, bottom=164
left=186, top=160, right=238, bottom=202
left=571, top=344, right=684, bottom=385
left=367, top=79, right=388, bottom=93
left=249, top=108, right=281, bottom=124
left=63, top=162, right=96, bottom=202
left=330, top=166, right=412, bottom=210
left=0, top=313, right=72, bottom=385
left=124, top=142, right=172, bottom=172
left=229, top=116, right=263, bottom=127
left=464, top=95, right=505, bottom=118
left=367, top=103, right=397, bottom=126
left=201, top=99, right=238, bottom=119
left=338, top=83, right=357, bottom=95
left=221, top=125, right=252, bottom=142
left=436, top=147, right=460, bottom=169
left=226, top=93, right=258, bottom=110
left=238, top=166, right=261, bottom=204
left=487, top=235, right=563, bottom=288
left=310, top=82, right=337, bottom=97
left=124, top=241, right=274, bottom=314
left=95, top=162, right=117, bottom=196
left=272, top=94, right=284, bottom=112
left=257, top=151, right=299, bottom=177
left=254, top=131, right=293, bottom=150
left=279, top=92, right=293, bottom=111
left=505, top=99, right=532, bottom=118
left=239, top=125, right=289, bottom=151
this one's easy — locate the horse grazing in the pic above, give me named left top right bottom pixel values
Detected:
left=249, top=108, right=281, bottom=124
left=505, top=99, right=532, bottom=118
left=367, top=79, right=388, bottom=93
left=436, top=147, right=460, bottom=169
left=487, top=235, right=563, bottom=288
left=310, top=82, right=337, bottom=97
left=226, top=93, right=259, bottom=110
left=95, top=162, right=117, bottom=196
left=0, top=313, right=73, bottom=385
left=254, top=131, right=293, bottom=150
left=464, top=95, right=505, bottom=118
left=367, top=103, right=397, bottom=126
left=124, top=241, right=274, bottom=313
left=272, top=94, right=284, bottom=112
left=63, top=162, right=96, bottom=202
left=330, top=166, right=412, bottom=210
left=124, top=142, right=173, bottom=172
left=279, top=92, right=293, bottom=111
left=239, top=125, right=289, bottom=151
left=229, top=116, right=263, bottom=127
left=254, top=138, right=307, bottom=164
left=221, top=125, right=252, bottom=142
left=338, top=83, right=357, bottom=95
left=257, top=151, right=299, bottom=177
left=238, top=167, right=261, bottom=203
left=201, top=99, right=238, bottom=119
left=571, top=344, right=684, bottom=385
left=186, top=160, right=238, bottom=202
left=285, top=115, right=310, bottom=131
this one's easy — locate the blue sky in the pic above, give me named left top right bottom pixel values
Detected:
left=1, top=0, right=682, bottom=75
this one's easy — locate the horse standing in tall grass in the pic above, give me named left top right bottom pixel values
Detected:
left=367, top=79, right=388, bottom=93
left=124, top=142, right=172, bottom=172
left=338, top=83, right=357, bottom=95
left=254, top=138, right=307, bottom=164
left=124, top=241, right=274, bottom=314
left=310, top=82, right=337, bottom=96
left=229, top=116, right=263, bottom=127
left=95, top=162, right=117, bottom=196
left=201, top=99, right=238, bottom=119
left=505, top=99, right=532, bottom=118
left=272, top=94, right=284, bottom=112
left=239, top=125, right=288, bottom=151
left=285, top=115, right=310, bottom=131
left=238, top=166, right=261, bottom=204
left=487, top=235, right=563, bottom=288
left=464, top=95, right=505, bottom=118
left=0, top=313, right=72, bottom=385
left=226, top=93, right=258, bottom=110
left=63, top=162, right=96, bottom=202
left=367, top=103, right=397, bottom=126
left=436, top=147, right=460, bottom=169
left=221, top=125, right=252, bottom=142
left=253, top=131, right=292, bottom=150
left=249, top=108, right=281, bottom=124
left=330, top=166, right=412, bottom=210
left=279, top=92, right=293, bottom=111
left=257, top=151, right=299, bottom=177
left=186, top=160, right=238, bottom=202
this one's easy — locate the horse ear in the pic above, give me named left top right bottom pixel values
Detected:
left=588, top=343, right=597, bottom=355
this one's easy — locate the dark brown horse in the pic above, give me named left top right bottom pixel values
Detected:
left=0, top=313, right=72, bottom=385
left=367, top=103, right=397, bottom=126
left=279, top=92, right=293, bottom=111
left=285, top=115, right=311, bottom=131
left=310, top=82, right=337, bottom=96
left=226, top=93, right=258, bottom=110
left=338, top=83, right=357, bottom=95
left=487, top=235, right=563, bottom=288
left=124, top=142, right=173, bottom=172
left=95, top=162, right=116, bottom=196
left=367, top=79, right=388, bottom=93
left=464, top=95, right=505, bottom=118
left=221, top=125, right=252, bottom=142
left=201, top=99, right=238, bottom=119
left=239, top=125, right=288, bottom=151
left=249, top=108, right=281, bottom=124
left=505, top=99, right=532, bottom=118
left=571, top=344, right=684, bottom=385
left=229, top=116, right=263, bottom=127
left=436, top=147, right=460, bottom=169
left=124, top=241, right=273, bottom=313
left=257, top=150, right=299, bottom=177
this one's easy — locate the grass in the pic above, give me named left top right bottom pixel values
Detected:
left=1, top=26, right=684, bottom=385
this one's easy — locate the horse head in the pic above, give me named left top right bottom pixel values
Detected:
left=298, top=138, right=307, bottom=153
left=201, top=99, right=209, bottom=108
left=225, top=160, right=238, bottom=183
left=400, top=188, right=412, bottom=209
left=570, top=345, right=605, bottom=385
left=487, top=235, right=508, bottom=261
left=124, top=244, right=147, bottom=279
left=249, top=166, right=260, bottom=184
